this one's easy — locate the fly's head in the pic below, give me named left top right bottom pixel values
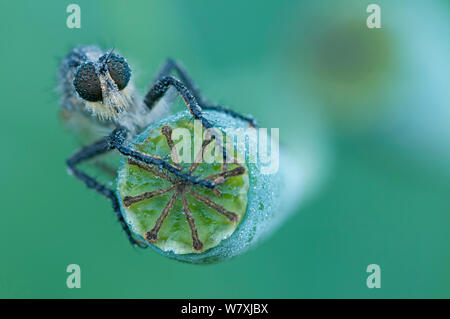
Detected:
left=73, top=50, right=134, bottom=121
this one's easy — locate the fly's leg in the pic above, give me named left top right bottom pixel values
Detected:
left=144, top=76, right=232, bottom=162
left=200, top=105, right=258, bottom=127
left=66, top=138, right=146, bottom=248
left=151, top=59, right=205, bottom=106
left=144, top=76, right=214, bottom=130
left=146, top=59, right=258, bottom=127
left=66, top=129, right=215, bottom=247
left=144, top=76, right=247, bottom=172
left=106, top=128, right=216, bottom=189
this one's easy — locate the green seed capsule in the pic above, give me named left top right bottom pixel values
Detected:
left=116, top=110, right=302, bottom=263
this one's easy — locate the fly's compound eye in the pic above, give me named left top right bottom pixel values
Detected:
left=99, top=53, right=131, bottom=90
left=73, top=62, right=102, bottom=102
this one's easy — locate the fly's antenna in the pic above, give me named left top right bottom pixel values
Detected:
left=105, top=47, right=115, bottom=63
left=99, top=47, right=116, bottom=74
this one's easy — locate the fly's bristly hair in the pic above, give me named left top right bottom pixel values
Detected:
left=58, top=46, right=152, bottom=141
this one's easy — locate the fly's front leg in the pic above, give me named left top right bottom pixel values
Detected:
left=144, top=76, right=248, bottom=173
left=146, top=59, right=258, bottom=127
left=107, top=128, right=216, bottom=189
left=66, top=137, right=146, bottom=248
left=144, top=76, right=215, bottom=130
left=152, top=59, right=206, bottom=106
left=200, top=105, right=258, bottom=127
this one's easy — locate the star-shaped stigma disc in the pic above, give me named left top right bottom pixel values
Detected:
left=121, top=125, right=247, bottom=252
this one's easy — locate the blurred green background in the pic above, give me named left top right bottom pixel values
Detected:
left=1, top=0, right=449, bottom=298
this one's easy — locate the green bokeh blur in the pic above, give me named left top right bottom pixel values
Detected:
left=0, top=0, right=449, bottom=298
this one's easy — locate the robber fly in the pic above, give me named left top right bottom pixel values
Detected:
left=59, top=46, right=256, bottom=246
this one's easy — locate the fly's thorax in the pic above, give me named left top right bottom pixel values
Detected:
left=113, top=90, right=153, bottom=136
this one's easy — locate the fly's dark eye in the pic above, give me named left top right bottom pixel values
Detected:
left=73, top=62, right=102, bottom=102
left=99, top=53, right=131, bottom=90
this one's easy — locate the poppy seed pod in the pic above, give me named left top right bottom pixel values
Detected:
left=116, top=110, right=302, bottom=263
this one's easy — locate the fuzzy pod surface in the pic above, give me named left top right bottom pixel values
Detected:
left=117, top=110, right=302, bottom=263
